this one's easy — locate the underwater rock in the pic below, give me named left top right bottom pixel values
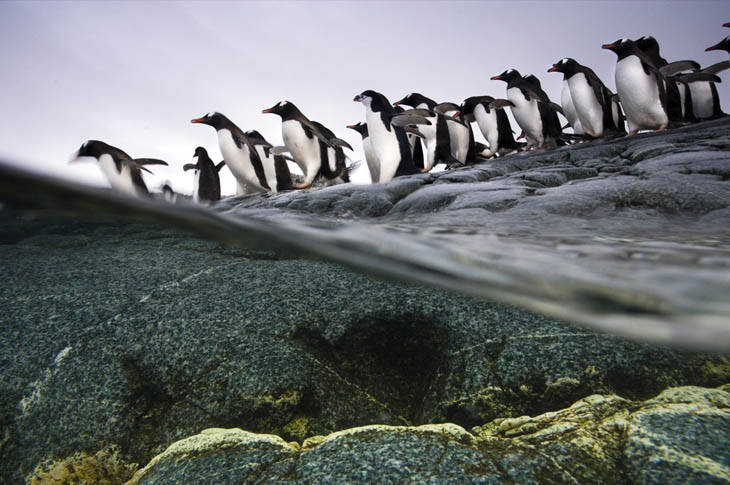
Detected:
left=0, top=217, right=729, bottom=483
left=125, top=385, right=730, bottom=484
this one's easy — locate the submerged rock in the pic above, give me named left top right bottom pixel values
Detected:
left=0, top=216, right=728, bottom=483
left=125, top=385, right=730, bottom=484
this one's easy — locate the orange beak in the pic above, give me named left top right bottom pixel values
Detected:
left=353, top=95, right=362, bottom=102
left=548, top=66, right=558, bottom=72
left=261, top=108, right=274, bottom=114
left=490, top=75, right=502, bottom=80
left=191, top=117, right=206, bottom=123
left=346, top=124, right=356, bottom=130
left=602, top=43, right=616, bottom=50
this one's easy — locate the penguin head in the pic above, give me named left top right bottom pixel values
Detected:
left=193, top=146, right=207, bottom=158
left=262, top=101, right=299, bottom=118
left=602, top=38, right=634, bottom=56
left=393, top=93, right=436, bottom=109
left=459, top=96, right=495, bottom=117
left=72, top=140, right=110, bottom=161
left=548, top=58, right=579, bottom=77
left=353, top=90, right=378, bottom=104
left=191, top=112, right=226, bottom=129
left=491, top=69, right=521, bottom=83
left=346, top=122, right=368, bottom=138
left=636, top=36, right=660, bottom=56
left=706, top=36, right=730, bottom=53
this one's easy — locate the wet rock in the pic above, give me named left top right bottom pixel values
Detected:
left=126, top=385, right=730, bottom=484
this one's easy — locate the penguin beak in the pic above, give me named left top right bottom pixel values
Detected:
left=353, top=95, right=362, bottom=102
left=262, top=107, right=275, bottom=114
left=517, top=132, right=525, bottom=140
left=453, top=111, right=461, bottom=118
left=547, top=66, right=559, bottom=72
left=705, top=41, right=724, bottom=52
left=490, top=75, right=502, bottom=81
left=191, top=117, right=207, bottom=124
left=346, top=124, right=356, bottom=130
left=602, top=43, right=616, bottom=50
left=393, top=100, right=403, bottom=105
left=724, top=22, right=730, bottom=27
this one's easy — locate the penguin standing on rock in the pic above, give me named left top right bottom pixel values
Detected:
left=602, top=39, right=669, bottom=135
left=347, top=122, right=379, bottom=183
left=491, top=69, right=565, bottom=149
left=353, top=90, right=419, bottom=182
left=262, top=101, right=348, bottom=189
left=192, top=112, right=281, bottom=193
left=456, top=96, right=522, bottom=157
left=71, top=140, right=168, bottom=197
left=183, top=147, right=225, bottom=203
left=548, top=58, right=625, bottom=137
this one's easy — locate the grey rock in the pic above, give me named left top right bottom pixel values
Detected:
left=125, top=385, right=730, bottom=484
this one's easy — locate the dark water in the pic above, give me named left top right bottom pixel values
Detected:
left=1, top=161, right=729, bottom=351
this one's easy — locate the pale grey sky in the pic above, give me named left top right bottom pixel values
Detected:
left=1, top=1, right=728, bottom=194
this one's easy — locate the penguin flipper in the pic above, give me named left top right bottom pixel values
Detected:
left=329, top=138, right=354, bottom=151
left=271, top=146, right=290, bottom=156
left=701, top=60, right=730, bottom=75
left=124, top=160, right=154, bottom=175
left=134, top=158, right=169, bottom=166
left=489, top=99, right=515, bottom=110
left=391, top=114, right=432, bottom=127
left=434, top=102, right=460, bottom=114
left=673, top=72, right=722, bottom=84
left=183, top=163, right=198, bottom=172
left=216, top=161, right=226, bottom=172
left=660, top=60, right=702, bottom=76
left=403, top=126, right=425, bottom=138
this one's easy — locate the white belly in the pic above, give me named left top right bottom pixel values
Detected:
left=507, top=86, right=543, bottom=147
left=615, top=56, right=668, bottom=131
left=362, top=137, right=379, bottom=183
left=255, top=146, right=280, bottom=193
left=447, top=119, right=470, bottom=163
left=365, top=111, right=402, bottom=183
left=98, top=154, right=139, bottom=196
left=689, top=81, right=715, bottom=119
left=217, top=129, right=267, bottom=191
left=474, top=104, right=499, bottom=150
left=282, top=120, right=321, bottom=185
left=568, top=73, right=604, bottom=136
left=560, top=80, right=582, bottom=134
left=192, top=169, right=200, bottom=202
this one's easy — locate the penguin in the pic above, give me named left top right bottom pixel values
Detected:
left=456, top=96, right=522, bottom=157
left=241, top=130, right=296, bottom=192
left=706, top=36, right=730, bottom=57
left=548, top=58, right=625, bottom=137
left=636, top=36, right=691, bottom=124
left=71, top=140, right=168, bottom=197
left=490, top=69, right=564, bottom=149
left=309, top=121, right=352, bottom=184
left=192, top=111, right=283, bottom=193
left=602, top=39, right=669, bottom=135
left=556, top=72, right=584, bottom=135
left=353, top=90, right=419, bottom=182
left=183, top=147, right=225, bottom=203
left=262, top=101, right=349, bottom=189
left=395, top=93, right=474, bottom=166
left=393, top=105, right=425, bottom=171
left=346, top=122, right=379, bottom=183
left=390, top=107, right=449, bottom=172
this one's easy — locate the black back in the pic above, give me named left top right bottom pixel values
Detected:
left=192, top=147, right=221, bottom=202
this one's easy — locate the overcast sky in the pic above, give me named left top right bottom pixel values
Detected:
left=1, top=1, right=728, bottom=195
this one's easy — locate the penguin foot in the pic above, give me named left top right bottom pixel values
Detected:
left=626, top=131, right=638, bottom=137
left=293, top=183, right=311, bottom=189
left=657, top=124, right=667, bottom=131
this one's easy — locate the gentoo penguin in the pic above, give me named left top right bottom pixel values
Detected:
left=390, top=107, right=449, bottom=172
left=353, top=90, right=419, bottom=182
left=393, top=105, right=425, bottom=171
left=602, top=39, right=669, bottom=135
left=192, top=111, right=285, bottom=193
left=71, top=140, right=168, bottom=197
left=490, top=69, right=564, bottom=149
left=262, top=101, right=348, bottom=188
left=346, top=122, right=379, bottom=183
left=243, top=130, right=295, bottom=192
left=183, top=147, right=225, bottom=203
left=707, top=36, right=730, bottom=56
left=548, top=58, right=625, bottom=137
left=395, top=93, right=474, bottom=166
left=456, top=96, right=522, bottom=157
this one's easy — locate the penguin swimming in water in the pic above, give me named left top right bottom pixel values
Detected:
left=353, top=90, right=419, bottom=182
left=347, top=122, right=379, bottom=183
left=456, top=96, right=522, bottom=157
left=548, top=58, right=625, bottom=137
left=191, top=111, right=284, bottom=193
left=491, top=69, right=565, bottom=149
left=183, top=146, right=225, bottom=203
left=71, top=140, right=168, bottom=197
left=262, top=101, right=349, bottom=189
left=602, top=39, right=669, bottom=135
